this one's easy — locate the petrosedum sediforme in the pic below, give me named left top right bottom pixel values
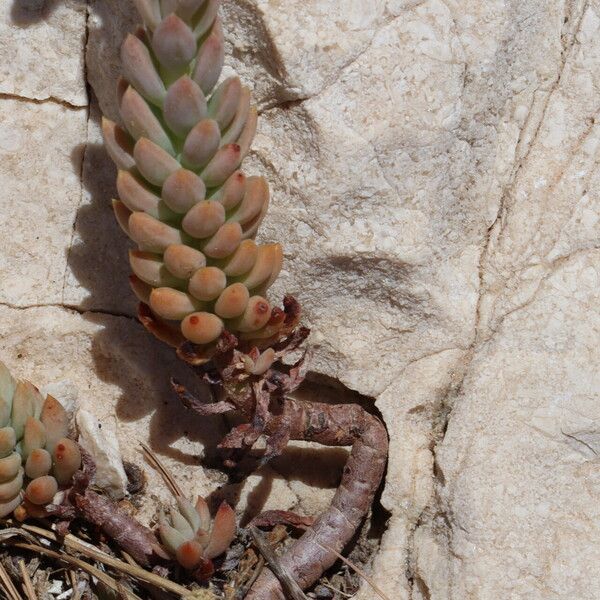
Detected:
left=103, top=0, right=287, bottom=352
left=0, top=362, right=81, bottom=519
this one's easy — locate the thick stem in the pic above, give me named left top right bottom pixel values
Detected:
left=246, top=399, right=388, bottom=599
left=73, top=489, right=166, bottom=567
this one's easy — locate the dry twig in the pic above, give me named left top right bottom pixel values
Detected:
left=249, top=527, right=308, bottom=600
left=10, top=542, right=141, bottom=600
left=69, top=570, right=83, bottom=600
left=0, top=560, right=23, bottom=600
left=20, top=524, right=190, bottom=597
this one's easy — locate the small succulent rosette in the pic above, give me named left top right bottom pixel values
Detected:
left=159, top=495, right=236, bottom=579
left=0, top=362, right=81, bottom=519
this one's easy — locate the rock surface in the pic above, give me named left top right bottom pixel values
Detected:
left=76, top=409, right=129, bottom=499
left=1, top=1, right=599, bottom=598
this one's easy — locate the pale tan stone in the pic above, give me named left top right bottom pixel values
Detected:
left=0, top=0, right=87, bottom=106
left=77, top=409, right=129, bottom=500
left=422, top=252, right=600, bottom=600
left=0, top=100, right=86, bottom=307
left=4, top=0, right=600, bottom=597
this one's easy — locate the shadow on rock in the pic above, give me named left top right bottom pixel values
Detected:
left=10, top=0, right=67, bottom=26
left=67, top=110, right=225, bottom=468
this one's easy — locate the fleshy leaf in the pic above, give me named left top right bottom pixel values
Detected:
left=150, top=288, right=202, bottom=320
left=120, top=86, right=175, bottom=154
left=22, top=417, right=47, bottom=460
left=176, top=496, right=202, bottom=532
left=164, top=77, right=208, bottom=137
left=0, top=453, right=22, bottom=484
left=163, top=245, right=206, bottom=279
left=25, top=448, right=52, bottom=480
left=159, top=521, right=187, bottom=555
left=121, top=34, right=166, bottom=106
left=0, top=362, right=16, bottom=428
left=200, top=143, right=241, bottom=188
left=203, top=501, right=236, bottom=560
left=152, top=14, right=197, bottom=71
left=192, top=17, right=224, bottom=94
left=180, top=312, right=223, bottom=344
left=130, top=250, right=185, bottom=287
left=25, top=475, right=58, bottom=506
left=40, top=396, right=68, bottom=454
left=170, top=507, right=195, bottom=538
left=176, top=539, right=205, bottom=570
left=52, top=438, right=82, bottom=486
left=0, top=467, right=23, bottom=502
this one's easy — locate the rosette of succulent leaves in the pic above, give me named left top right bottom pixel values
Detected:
left=101, top=0, right=389, bottom=597
left=159, top=495, right=236, bottom=580
left=0, top=362, right=164, bottom=565
left=0, top=361, right=81, bottom=520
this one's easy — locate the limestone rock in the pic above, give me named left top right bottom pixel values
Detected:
left=76, top=409, right=128, bottom=500
left=0, top=99, right=87, bottom=307
left=418, top=251, right=600, bottom=600
left=1, top=0, right=600, bottom=598
left=0, top=0, right=87, bottom=106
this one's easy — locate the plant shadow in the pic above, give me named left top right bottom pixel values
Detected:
left=69, top=123, right=227, bottom=469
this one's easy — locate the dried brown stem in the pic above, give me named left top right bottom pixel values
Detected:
left=245, top=399, right=388, bottom=599
left=145, top=303, right=388, bottom=598
left=72, top=489, right=166, bottom=567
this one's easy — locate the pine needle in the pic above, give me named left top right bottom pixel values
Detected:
left=0, top=560, right=23, bottom=600
left=18, top=560, right=36, bottom=600
left=140, top=441, right=183, bottom=498
left=21, top=524, right=190, bottom=597
left=317, top=543, right=390, bottom=600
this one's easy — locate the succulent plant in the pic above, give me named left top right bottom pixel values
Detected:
left=0, top=361, right=81, bottom=519
left=103, top=0, right=286, bottom=358
left=159, top=495, right=236, bottom=577
left=100, top=2, right=389, bottom=598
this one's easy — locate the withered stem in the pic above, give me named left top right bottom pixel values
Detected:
left=73, top=489, right=165, bottom=568
left=245, top=399, right=388, bottom=599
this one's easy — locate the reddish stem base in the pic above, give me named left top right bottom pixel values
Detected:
left=245, top=397, right=388, bottom=599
